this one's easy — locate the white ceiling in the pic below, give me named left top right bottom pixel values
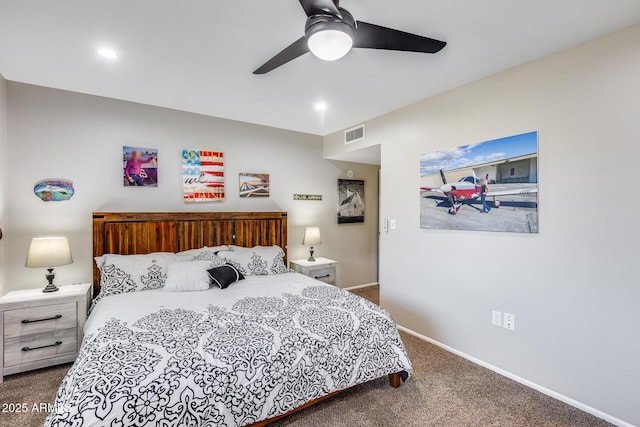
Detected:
left=1, top=1, right=639, bottom=136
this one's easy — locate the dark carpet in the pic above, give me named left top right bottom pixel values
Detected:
left=0, top=285, right=610, bottom=427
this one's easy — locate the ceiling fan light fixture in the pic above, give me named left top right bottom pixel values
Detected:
left=253, top=1, right=447, bottom=75
left=307, top=28, right=353, bottom=61
left=305, top=14, right=355, bottom=62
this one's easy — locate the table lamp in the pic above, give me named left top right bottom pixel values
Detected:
left=25, top=237, right=73, bottom=293
left=302, top=227, right=321, bottom=262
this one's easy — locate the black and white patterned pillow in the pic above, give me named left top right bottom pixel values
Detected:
left=217, top=246, right=289, bottom=276
left=178, top=245, right=231, bottom=258
left=193, top=250, right=227, bottom=267
left=207, top=264, right=245, bottom=289
left=94, top=253, right=190, bottom=306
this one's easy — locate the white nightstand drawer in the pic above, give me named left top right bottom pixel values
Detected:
left=0, top=283, right=91, bottom=382
left=310, top=268, right=336, bottom=285
left=3, top=302, right=77, bottom=339
left=290, top=258, right=338, bottom=286
left=4, top=328, right=77, bottom=367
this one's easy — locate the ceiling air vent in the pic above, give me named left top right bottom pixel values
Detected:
left=344, top=124, right=365, bottom=144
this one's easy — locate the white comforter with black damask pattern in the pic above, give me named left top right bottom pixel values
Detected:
left=45, top=273, right=412, bottom=426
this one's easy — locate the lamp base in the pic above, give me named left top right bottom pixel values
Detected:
left=42, top=268, right=59, bottom=293
left=42, top=283, right=60, bottom=293
left=307, top=247, right=316, bottom=262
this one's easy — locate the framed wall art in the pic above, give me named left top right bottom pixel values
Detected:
left=239, top=173, right=269, bottom=198
left=182, top=149, right=225, bottom=203
left=338, top=179, right=365, bottom=224
left=123, top=146, right=158, bottom=187
left=33, top=179, right=75, bottom=201
left=420, top=131, right=538, bottom=233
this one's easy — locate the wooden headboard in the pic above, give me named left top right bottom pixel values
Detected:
left=92, top=211, right=288, bottom=297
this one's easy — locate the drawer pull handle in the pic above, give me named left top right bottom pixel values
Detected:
left=21, top=314, right=62, bottom=324
left=21, top=341, right=63, bottom=352
left=314, top=274, right=331, bottom=279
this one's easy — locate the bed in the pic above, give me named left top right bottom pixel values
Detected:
left=45, top=212, right=412, bottom=426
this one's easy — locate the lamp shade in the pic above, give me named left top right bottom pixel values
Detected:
left=302, top=227, right=321, bottom=246
left=25, top=237, right=73, bottom=268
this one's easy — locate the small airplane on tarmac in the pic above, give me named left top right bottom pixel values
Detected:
left=421, top=170, right=537, bottom=215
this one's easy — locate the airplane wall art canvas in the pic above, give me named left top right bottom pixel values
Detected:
left=420, top=131, right=538, bottom=233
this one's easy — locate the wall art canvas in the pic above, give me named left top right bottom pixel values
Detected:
left=420, top=131, right=538, bottom=233
left=239, top=173, right=269, bottom=198
left=182, top=149, right=225, bottom=203
left=33, top=179, right=75, bottom=201
left=338, top=179, right=365, bottom=224
left=123, top=146, right=158, bottom=187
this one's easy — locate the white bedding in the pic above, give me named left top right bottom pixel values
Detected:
left=46, top=273, right=412, bottom=426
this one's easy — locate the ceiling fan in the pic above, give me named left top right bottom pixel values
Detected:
left=253, top=0, right=447, bottom=74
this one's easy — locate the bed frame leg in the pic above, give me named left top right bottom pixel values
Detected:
left=389, top=372, right=402, bottom=388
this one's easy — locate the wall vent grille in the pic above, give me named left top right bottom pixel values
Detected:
left=344, top=124, right=365, bottom=144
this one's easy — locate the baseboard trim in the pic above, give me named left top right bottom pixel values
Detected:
left=342, top=282, right=379, bottom=291
left=396, top=325, right=633, bottom=427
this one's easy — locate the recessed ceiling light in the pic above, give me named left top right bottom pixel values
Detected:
left=97, top=47, right=118, bottom=59
left=315, top=102, right=328, bottom=112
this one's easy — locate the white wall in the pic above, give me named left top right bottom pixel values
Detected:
left=324, top=24, right=640, bottom=426
left=0, top=74, right=7, bottom=296
left=5, top=83, right=378, bottom=291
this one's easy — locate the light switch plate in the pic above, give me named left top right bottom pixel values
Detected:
left=389, top=219, right=397, bottom=230
left=491, top=310, right=502, bottom=327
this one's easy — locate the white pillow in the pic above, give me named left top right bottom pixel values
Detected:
left=95, top=252, right=190, bottom=268
left=218, top=245, right=289, bottom=276
left=163, top=261, right=212, bottom=292
left=227, top=245, right=250, bottom=252
left=177, top=245, right=231, bottom=257
left=94, top=253, right=188, bottom=306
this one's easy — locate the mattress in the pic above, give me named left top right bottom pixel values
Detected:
left=45, top=273, right=412, bottom=426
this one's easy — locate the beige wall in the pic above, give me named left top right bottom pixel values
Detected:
left=324, top=24, right=640, bottom=426
left=0, top=75, right=7, bottom=296
left=5, top=83, right=378, bottom=292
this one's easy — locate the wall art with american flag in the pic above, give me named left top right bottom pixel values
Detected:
left=182, top=149, right=225, bottom=203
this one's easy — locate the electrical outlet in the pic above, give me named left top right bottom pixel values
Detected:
left=382, top=219, right=388, bottom=232
left=503, top=313, right=516, bottom=331
left=491, top=310, right=502, bottom=327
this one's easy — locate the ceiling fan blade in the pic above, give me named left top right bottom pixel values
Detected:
left=354, top=21, right=446, bottom=54
left=253, top=37, right=309, bottom=75
left=298, top=0, right=341, bottom=17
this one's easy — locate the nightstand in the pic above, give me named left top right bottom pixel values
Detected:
left=290, top=258, right=338, bottom=286
left=0, top=283, right=91, bottom=382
